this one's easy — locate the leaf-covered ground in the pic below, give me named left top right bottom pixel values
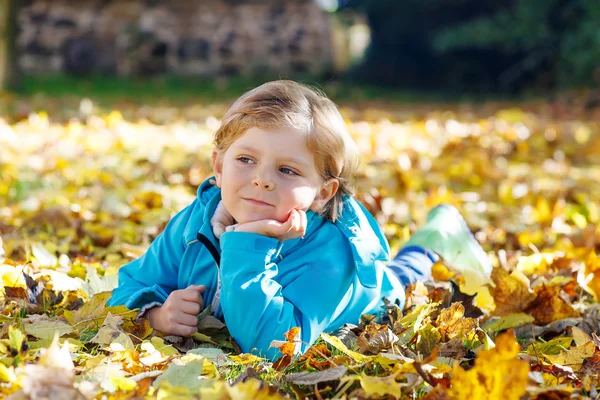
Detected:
left=1, top=92, right=600, bottom=399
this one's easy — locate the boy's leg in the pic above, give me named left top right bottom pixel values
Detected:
left=386, top=245, right=438, bottom=287
left=388, top=204, right=492, bottom=293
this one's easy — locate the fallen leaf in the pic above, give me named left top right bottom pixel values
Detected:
left=446, top=330, right=529, bottom=400
left=482, top=313, right=535, bottom=332
left=24, top=314, right=74, bottom=340
left=81, top=266, right=118, bottom=297
left=416, top=323, right=441, bottom=356
left=436, top=302, right=478, bottom=341
left=356, top=324, right=399, bottom=354
left=63, top=291, right=137, bottom=332
left=320, top=332, right=371, bottom=363
left=488, top=267, right=536, bottom=316
left=285, top=366, right=347, bottom=385
left=152, top=359, right=213, bottom=392
left=526, top=337, right=573, bottom=358
left=90, top=312, right=134, bottom=351
left=359, top=373, right=401, bottom=398
left=527, top=284, right=579, bottom=325
left=544, top=341, right=596, bottom=371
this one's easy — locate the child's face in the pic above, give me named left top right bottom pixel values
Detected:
left=212, top=127, right=338, bottom=224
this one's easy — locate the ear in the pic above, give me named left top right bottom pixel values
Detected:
left=310, top=178, right=339, bottom=212
left=212, top=150, right=224, bottom=187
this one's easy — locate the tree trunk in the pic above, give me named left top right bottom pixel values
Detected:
left=0, top=0, right=19, bottom=91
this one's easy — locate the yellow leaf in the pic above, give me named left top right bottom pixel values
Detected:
left=571, top=326, right=592, bottom=346
left=0, top=264, right=26, bottom=289
left=544, top=341, right=596, bottom=371
left=228, top=353, right=266, bottom=365
left=482, top=313, right=534, bottom=332
left=150, top=337, right=180, bottom=357
left=516, top=252, right=555, bottom=275
left=320, top=332, right=372, bottom=363
left=360, top=373, right=401, bottom=398
left=488, top=267, right=536, bottom=316
left=109, top=375, right=137, bottom=392
left=447, top=331, right=529, bottom=400
left=24, top=314, right=74, bottom=341
left=533, top=197, right=552, bottom=223
left=0, top=364, right=16, bottom=383
left=105, top=110, right=124, bottom=127
left=526, top=337, right=573, bottom=357
left=397, top=302, right=440, bottom=345
left=436, top=302, right=478, bottom=341
left=225, top=379, right=286, bottom=400
left=198, top=381, right=229, bottom=400
left=431, top=261, right=455, bottom=281
left=63, top=292, right=137, bottom=331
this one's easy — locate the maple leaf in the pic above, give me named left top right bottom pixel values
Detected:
left=435, top=302, right=478, bottom=341
left=62, top=291, right=138, bottom=332
left=526, top=284, right=580, bottom=325
left=446, top=330, right=529, bottom=400
left=297, top=343, right=332, bottom=370
left=488, top=267, right=536, bottom=316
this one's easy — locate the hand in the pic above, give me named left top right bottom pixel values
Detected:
left=211, top=200, right=235, bottom=238
left=146, top=285, right=206, bottom=336
left=227, top=209, right=307, bottom=242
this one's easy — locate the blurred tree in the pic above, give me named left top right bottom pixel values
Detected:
left=0, top=0, right=19, bottom=90
left=342, top=0, right=600, bottom=92
left=435, top=0, right=600, bottom=89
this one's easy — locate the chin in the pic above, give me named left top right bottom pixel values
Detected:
left=237, top=211, right=287, bottom=224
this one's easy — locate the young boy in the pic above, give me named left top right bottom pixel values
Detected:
left=108, top=80, right=492, bottom=359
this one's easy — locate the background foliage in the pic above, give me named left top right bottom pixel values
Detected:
left=343, top=0, right=600, bottom=92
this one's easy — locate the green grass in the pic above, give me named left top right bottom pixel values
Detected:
left=8, top=73, right=528, bottom=108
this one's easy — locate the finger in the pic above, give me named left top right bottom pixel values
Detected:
left=181, top=285, right=205, bottom=302
left=174, top=312, right=198, bottom=327
left=234, top=219, right=279, bottom=236
left=173, top=324, right=197, bottom=337
left=180, top=300, right=201, bottom=316
left=287, top=209, right=298, bottom=231
left=298, top=209, right=307, bottom=236
left=212, top=223, right=226, bottom=238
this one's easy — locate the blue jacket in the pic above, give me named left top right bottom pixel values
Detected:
left=108, top=177, right=405, bottom=359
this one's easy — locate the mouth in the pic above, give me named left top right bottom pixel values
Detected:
left=243, top=198, right=273, bottom=207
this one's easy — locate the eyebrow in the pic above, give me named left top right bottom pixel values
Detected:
left=236, top=145, right=309, bottom=169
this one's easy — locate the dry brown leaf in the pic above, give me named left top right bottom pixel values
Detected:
left=436, top=302, right=478, bottom=341
left=489, top=267, right=536, bottom=316
left=527, top=284, right=580, bottom=325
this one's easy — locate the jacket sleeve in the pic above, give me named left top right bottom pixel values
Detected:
left=218, top=230, right=354, bottom=360
left=107, top=199, right=200, bottom=310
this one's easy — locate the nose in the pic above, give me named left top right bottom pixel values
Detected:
left=252, top=173, right=274, bottom=191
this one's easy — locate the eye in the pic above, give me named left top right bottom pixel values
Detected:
left=279, top=167, right=298, bottom=176
left=237, top=156, right=253, bottom=164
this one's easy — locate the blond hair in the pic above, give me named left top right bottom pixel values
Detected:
left=213, top=80, right=360, bottom=222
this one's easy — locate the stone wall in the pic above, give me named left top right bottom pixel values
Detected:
left=17, top=0, right=334, bottom=77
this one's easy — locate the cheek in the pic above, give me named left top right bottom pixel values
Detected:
left=280, top=186, right=318, bottom=210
